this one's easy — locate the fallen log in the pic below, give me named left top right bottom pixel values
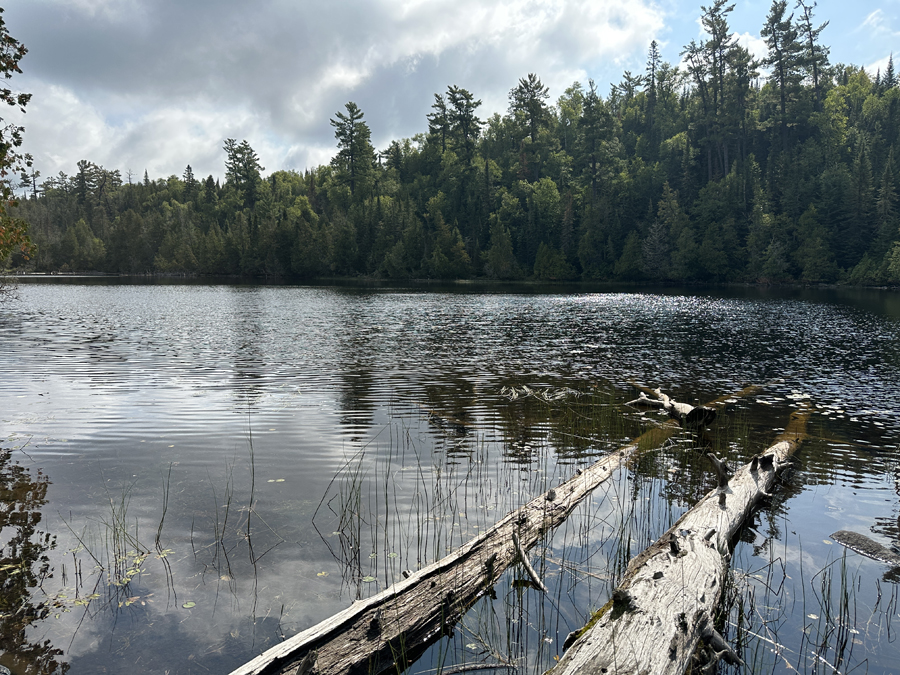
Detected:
left=626, top=388, right=717, bottom=429
left=229, top=385, right=760, bottom=675
left=552, top=402, right=810, bottom=675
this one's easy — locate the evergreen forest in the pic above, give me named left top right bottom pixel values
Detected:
left=10, top=0, right=900, bottom=285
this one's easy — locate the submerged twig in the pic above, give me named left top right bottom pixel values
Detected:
left=512, top=531, right=547, bottom=593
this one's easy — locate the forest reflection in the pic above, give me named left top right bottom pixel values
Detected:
left=0, top=448, right=67, bottom=674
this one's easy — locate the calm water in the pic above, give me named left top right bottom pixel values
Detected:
left=1, top=279, right=899, bottom=674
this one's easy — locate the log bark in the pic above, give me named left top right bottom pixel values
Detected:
left=551, top=403, right=810, bottom=675
left=229, top=385, right=760, bottom=675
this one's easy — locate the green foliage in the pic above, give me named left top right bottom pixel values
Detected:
left=223, top=139, right=264, bottom=208
left=484, top=216, right=520, bottom=279
left=794, top=204, right=838, bottom=281
left=614, top=231, right=643, bottom=280
left=534, top=242, right=575, bottom=280
left=510, top=73, right=550, bottom=145
left=9, top=1, right=900, bottom=287
left=0, top=9, right=33, bottom=271
left=887, top=241, right=900, bottom=281
left=331, top=102, right=375, bottom=198
left=62, top=219, right=106, bottom=271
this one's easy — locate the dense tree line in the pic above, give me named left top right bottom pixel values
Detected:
left=8, top=0, right=900, bottom=285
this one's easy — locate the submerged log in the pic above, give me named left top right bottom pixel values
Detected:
left=831, top=530, right=900, bottom=565
left=551, top=403, right=810, bottom=675
left=230, top=385, right=760, bottom=675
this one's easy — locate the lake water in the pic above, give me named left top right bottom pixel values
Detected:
left=1, top=279, right=899, bottom=674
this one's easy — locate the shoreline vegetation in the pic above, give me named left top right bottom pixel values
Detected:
left=6, top=2, right=900, bottom=287
left=8, top=271, right=899, bottom=292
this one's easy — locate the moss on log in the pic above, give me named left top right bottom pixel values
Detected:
left=230, top=385, right=761, bottom=675
left=550, top=403, right=810, bottom=675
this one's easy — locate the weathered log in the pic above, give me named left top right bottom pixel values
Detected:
left=551, top=402, right=810, bottom=675
left=626, top=388, right=717, bottom=429
left=230, top=386, right=760, bottom=675
left=230, top=438, right=647, bottom=675
left=654, top=389, right=718, bottom=429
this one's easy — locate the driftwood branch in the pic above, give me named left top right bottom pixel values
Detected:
left=551, top=403, right=810, bottom=675
left=627, top=388, right=718, bottom=430
left=230, top=385, right=761, bottom=675
left=513, top=531, right=548, bottom=593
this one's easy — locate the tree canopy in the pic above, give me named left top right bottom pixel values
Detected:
left=8, top=0, right=900, bottom=287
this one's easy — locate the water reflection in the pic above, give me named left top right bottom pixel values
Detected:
left=0, top=449, right=67, bottom=674
left=1, top=281, right=900, bottom=673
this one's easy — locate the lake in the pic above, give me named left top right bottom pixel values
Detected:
left=1, top=278, right=899, bottom=674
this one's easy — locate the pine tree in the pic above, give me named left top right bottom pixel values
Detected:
left=427, top=93, right=450, bottom=153
left=330, top=102, right=375, bottom=197
left=762, top=0, right=804, bottom=150
left=875, top=147, right=898, bottom=256
left=884, top=54, right=897, bottom=90
left=446, top=86, right=482, bottom=164
left=509, top=73, right=550, bottom=144
left=223, top=139, right=264, bottom=207
left=183, top=164, right=198, bottom=202
left=795, top=0, right=830, bottom=111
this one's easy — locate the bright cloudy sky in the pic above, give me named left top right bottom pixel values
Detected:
left=4, top=0, right=899, bottom=185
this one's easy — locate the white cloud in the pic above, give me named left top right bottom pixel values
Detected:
left=734, top=31, right=768, bottom=64
left=60, top=0, right=141, bottom=20
left=859, top=9, right=896, bottom=36
left=13, top=80, right=299, bottom=181
left=8, top=0, right=667, bottom=181
left=866, top=55, right=893, bottom=79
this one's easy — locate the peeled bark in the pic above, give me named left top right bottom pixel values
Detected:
left=229, top=386, right=760, bottom=675
left=552, top=403, right=810, bottom=675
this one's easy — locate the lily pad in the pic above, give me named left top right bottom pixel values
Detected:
left=361, top=575, right=376, bottom=583
left=182, top=601, right=196, bottom=609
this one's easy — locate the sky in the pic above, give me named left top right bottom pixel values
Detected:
left=4, top=0, right=899, bottom=186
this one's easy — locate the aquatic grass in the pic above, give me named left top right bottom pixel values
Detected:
left=298, top=382, right=784, bottom=673
left=303, top=382, right=702, bottom=673
left=163, top=383, right=790, bottom=674
left=42, top=379, right=781, bottom=672
left=52, top=435, right=280, bottom=626
left=57, top=478, right=152, bottom=596
left=55, top=477, right=164, bottom=625
left=716, top=526, right=900, bottom=675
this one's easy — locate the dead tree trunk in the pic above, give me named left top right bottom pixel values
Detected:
left=551, top=403, right=810, bottom=675
left=229, top=386, right=760, bottom=675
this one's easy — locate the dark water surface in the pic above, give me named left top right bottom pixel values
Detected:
left=1, top=279, right=899, bottom=674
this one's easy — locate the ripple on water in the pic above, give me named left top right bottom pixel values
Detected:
left=1, top=281, right=899, bottom=674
